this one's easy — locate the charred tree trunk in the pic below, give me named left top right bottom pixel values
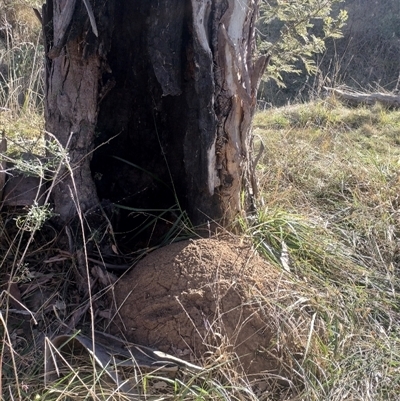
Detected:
left=42, top=0, right=114, bottom=223
left=43, top=0, right=268, bottom=235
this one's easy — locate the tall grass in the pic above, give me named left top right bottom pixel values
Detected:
left=0, top=0, right=44, bottom=114
left=0, top=0, right=45, bottom=160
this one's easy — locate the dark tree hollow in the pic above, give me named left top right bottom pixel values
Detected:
left=43, top=0, right=268, bottom=244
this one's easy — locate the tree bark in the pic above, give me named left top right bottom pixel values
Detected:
left=43, top=0, right=114, bottom=223
left=43, top=0, right=268, bottom=233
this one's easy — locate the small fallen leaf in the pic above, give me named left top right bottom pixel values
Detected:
left=152, top=381, right=167, bottom=390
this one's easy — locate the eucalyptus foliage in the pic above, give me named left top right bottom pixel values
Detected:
left=259, top=0, right=348, bottom=86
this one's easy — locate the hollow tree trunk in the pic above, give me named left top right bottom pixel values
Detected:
left=43, top=0, right=268, bottom=231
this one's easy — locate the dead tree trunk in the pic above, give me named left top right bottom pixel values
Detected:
left=43, top=0, right=268, bottom=235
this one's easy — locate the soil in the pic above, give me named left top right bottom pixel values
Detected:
left=113, top=237, right=297, bottom=379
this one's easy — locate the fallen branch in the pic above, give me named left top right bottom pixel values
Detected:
left=324, top=87, right=400, bottom=108
left=44, top=331, right=204, bottom=397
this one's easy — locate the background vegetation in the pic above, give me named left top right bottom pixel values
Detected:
left=259, top=0, right=400, bottom=105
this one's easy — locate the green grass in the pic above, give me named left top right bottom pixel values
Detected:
left=249, top=100, right=400, bottom=400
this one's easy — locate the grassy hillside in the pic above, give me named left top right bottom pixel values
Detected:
left=251, top=100, right=400, bottom=399
left=1, top=99, right=399, bottom=400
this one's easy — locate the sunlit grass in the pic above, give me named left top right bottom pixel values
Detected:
left=249, top=100, right=400, bottom=400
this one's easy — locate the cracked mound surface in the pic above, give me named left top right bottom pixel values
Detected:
left=113, top=237, right=293, bottom=376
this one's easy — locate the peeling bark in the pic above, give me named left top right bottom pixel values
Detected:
left=44, top=0, right=268, bottom=231
left=210, top=0, right=269, bottom=222
left=43, top=0, right=114, bottom=223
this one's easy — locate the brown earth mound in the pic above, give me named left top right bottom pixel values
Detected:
left=113, top=237, right=303, bottom=379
